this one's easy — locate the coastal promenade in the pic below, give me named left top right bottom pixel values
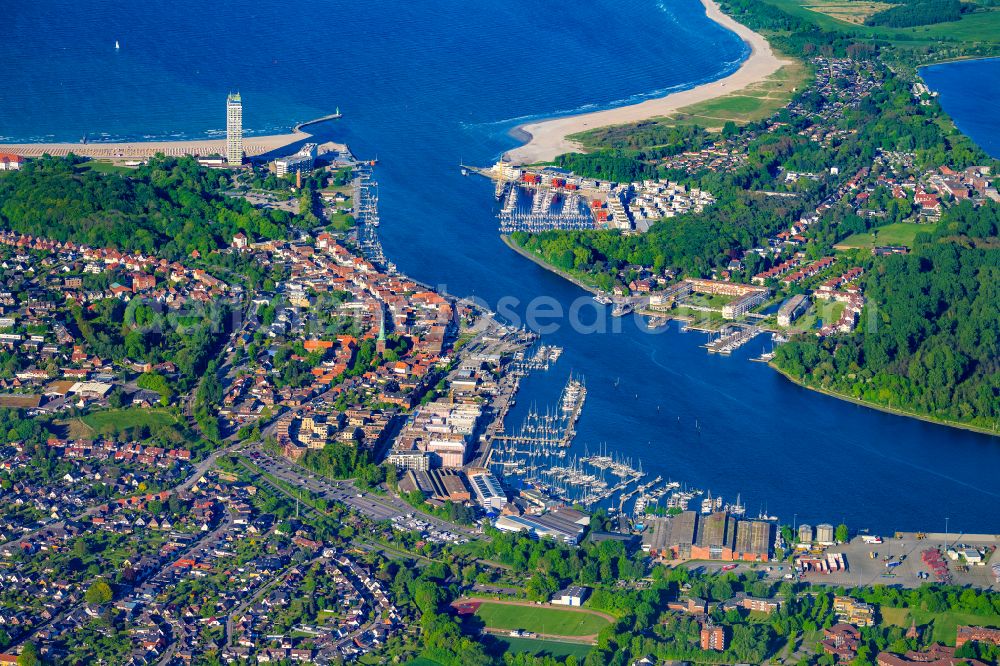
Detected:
left=0, top=111, right=343, bottom=160
left=504, top=0, right=789, bottom=164
left=0, top=134, right=302, bottom=159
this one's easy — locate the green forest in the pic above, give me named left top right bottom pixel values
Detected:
left=865, top=0, right=966, bottom=27
left=774, top=202, right=1000, bottom=429
left=72, top=297, right=232, bottom=389
left=0, top=154, right=292, bottom=259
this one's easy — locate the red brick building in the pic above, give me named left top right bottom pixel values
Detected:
left=955, top=625, right=1000, bottom=648
left=131, top=273, right=156, bottom=292
left=822, top=623, right=861, bottom=661
left=877, top=643, right=987, bottom=666
left=700, top=624, right=726, bottom=651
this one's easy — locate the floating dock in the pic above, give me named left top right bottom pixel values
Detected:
left=705, top=324, right=763, bottom=355
left=353, top=164, right=390, bottom=271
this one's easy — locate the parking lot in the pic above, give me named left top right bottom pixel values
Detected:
left=816, top=533, right=999, bottom=590
left=667, top=532, right=999, bottom=591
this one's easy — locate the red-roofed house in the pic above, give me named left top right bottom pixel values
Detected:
left=0, top=154, right=25, bottom=171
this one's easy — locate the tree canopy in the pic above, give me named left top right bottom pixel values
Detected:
left=0, top=155, right=291, bottom=260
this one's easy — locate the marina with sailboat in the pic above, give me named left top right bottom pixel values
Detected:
left=477, top=344, right=774, bottom=522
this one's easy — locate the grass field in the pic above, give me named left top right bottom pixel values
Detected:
left=667, top=57, right=811, bottom=131
left=685, top=292, right=738, bottom=309
left=672, top=307, right=726, bottom=328
left=818, top=300, right=846, bottom=327
left=881, top=607, right=1000, bottom=645
left=761, top=0, right=1000, bottom=46
left=801, top=0, right=896, bottom=24
left=60, top=408, right=182, bottom=440
left=80, top=161, right=137, bottom=175
left=474, top=602, right=612, bottom=637
left=495, top=636, right=593, bottom=660
left=450, top=540, right=489, bottom=559
left=326, top=211, right=356, bottom=231
left=835, top=222, right=936, bottom=249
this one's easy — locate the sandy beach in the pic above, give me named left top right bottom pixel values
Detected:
left=504, top=0, right=788, bottom=165
left=0, top=132, right=311, bottom=160
left=0, top=112, right=345, bottom=160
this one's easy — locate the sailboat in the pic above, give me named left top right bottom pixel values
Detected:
left=115, top=40, right=120, bottom=50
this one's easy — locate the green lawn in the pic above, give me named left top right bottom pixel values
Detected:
left=326, top=211, right=356, bottom=231
left=474, top=602, right=611, bottom=637
left=495, top=636, right=593, bottom=659
left=880, top=606, right=909, bottom=626
left=815, top=300, right=846, bottom=329
left=63, top=408, right=183, bottom=440
left=672, top=307, right=726, bottom=328
left=80, top=161, right=136, bottom=175
left=449, top=540, right=489, bottom=558
left=836, top=222, right=936, bottom=249
left=315, top=610, right=341, bottom=625
left=882, top=607, right=1000, bottom=645
left=685, top=292, right=737, bottom=309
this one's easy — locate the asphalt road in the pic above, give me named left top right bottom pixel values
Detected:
left=246, top=447, right=478, bottom=536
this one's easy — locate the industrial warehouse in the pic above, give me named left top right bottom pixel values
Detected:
left=641, top=510, right=774, bottom=562
left=493, top=506, right=591, bottom=544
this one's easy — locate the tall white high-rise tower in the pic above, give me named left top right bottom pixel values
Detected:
left=226, top=92, right=243, bottom=165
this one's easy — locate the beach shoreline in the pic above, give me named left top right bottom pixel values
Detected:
left=503, top=0, right=789, bottom=165
left=0, top=112, right=344, bottom=160
left=0, top=133, right=310, bottom=160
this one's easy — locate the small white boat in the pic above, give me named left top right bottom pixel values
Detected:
left=115, top=40, right=120, bottom=50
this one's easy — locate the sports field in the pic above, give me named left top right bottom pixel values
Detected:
left=496, top=636, right=593, bottom=659
left=457, top=599, right=613, bottom=637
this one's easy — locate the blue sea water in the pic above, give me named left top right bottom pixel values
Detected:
left=2, top=0, right=998, bottom=532
left=922, top=58, right=1000, bottom=159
